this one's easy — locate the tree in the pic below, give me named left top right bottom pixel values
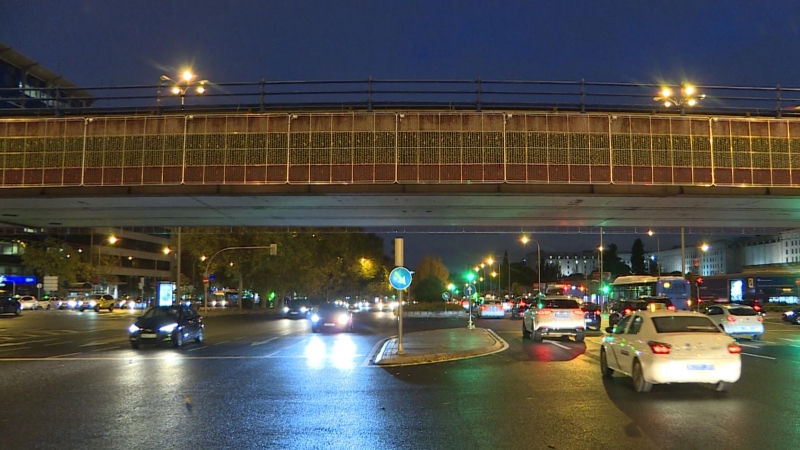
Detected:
left=414, top=255, right=449, bottom=284
left=602, top=243, right=631, bottom=278
left=412, top=276, right=446, bottom=302
left=21, top=237, right=92, bottom=294
left=630, top=239, right=647, bottom=274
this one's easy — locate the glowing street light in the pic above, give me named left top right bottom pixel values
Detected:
left=701, top=243, right=710, bottom=252
left=159, top=70, right=209, bottom=108
left=647, top=230, right=661, bottom=277
left=653, top=83, right=706, bottom=115
left=163, top=247, right=172, bottom=255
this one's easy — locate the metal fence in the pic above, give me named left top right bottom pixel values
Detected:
left=1, top=112, right=800, bottom=188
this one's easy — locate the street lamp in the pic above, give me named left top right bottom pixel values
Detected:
left=653, top=84, right=705, bottom=116
left=159, top=71, right=209, bottom=108
left=647, top=230, right=661, bottom=277
left=521, top=236, right=542, bottom=298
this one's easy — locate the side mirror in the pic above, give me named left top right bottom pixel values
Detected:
left=605, top=326, right=615, bottom=334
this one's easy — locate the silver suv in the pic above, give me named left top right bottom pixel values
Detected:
left=78, top=294, right=117, bottom=312
left=522, top=296, right=586, bottom=342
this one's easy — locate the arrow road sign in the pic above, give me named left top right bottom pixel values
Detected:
left=389, top=267, right=413, bottom=290
left=464, top=284, right=476, bottom=297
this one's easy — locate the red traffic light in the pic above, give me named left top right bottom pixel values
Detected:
left=696, top=277, right=703, bottom=285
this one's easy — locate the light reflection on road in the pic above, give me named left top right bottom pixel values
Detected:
left=303, top=335, right=357, bottom=369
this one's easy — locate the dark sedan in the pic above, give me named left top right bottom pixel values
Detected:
left=510, top=299, right=529, bottom=319
left=0, top=297, right=21, bottom=316
left=608, top=300, right=648, bottom=327
left=128, top=305, right=204, bottom=348
left=581, top=302, right=601, bottom=331
left=284, top=300, right=312, bottom=319
left=310, top=303, right=353, bottom=333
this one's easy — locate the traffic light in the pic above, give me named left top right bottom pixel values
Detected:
left=465, top=272, right=476, bottom=282
left=696, top=277, right=704, bottom=285
left=601, top=284, right=610, bottom=295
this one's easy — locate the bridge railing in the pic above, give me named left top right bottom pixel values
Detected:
left=1, top=111, right=800, bottom=188
left=3, top=78, right=800, bottom=118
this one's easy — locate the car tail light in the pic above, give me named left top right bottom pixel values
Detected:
left=667, top=305, right=676, bottom=311
left=726, top=315, right=736, bottom=323
left=572, top=310, right=584, bottom=316
left=536, top=310, right=551, bottom=316
left=520, top=301, right=526, bottom=307
left=753, top=305, right=762, bottom=311
left=648, top=341, right=671, bottom=354
left=481, top=305, right=487, bottom=311
left=624, top=308, right=632, bottom=315
left=594, top=310, right=601, bottom=316
left=757, top=316, right=763, bottom=322
left=728, top=343, right=742, bottom=354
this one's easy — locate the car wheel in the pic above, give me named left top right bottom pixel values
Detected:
left=752, top=334, right=762, bottom=341
left=14, top=308, right=21, bottom=316
left=172, top=331, right=183, bottom=348
left=714, top=381, right=730, bottom=392
left=46, top=304, right=51, bottom=310
left=79, top=307, right=85, bottom=312
left=311, top=326, right=319, bottom=333
left=195, top=328, right=204, bottom=344
left=130, top=341, right=140, bottom=349
left=521, top=322, right=530, bottom=339
left=94, top=306, right=100, bottom=313
left=600, top=348, right=614, bottom=377
left=109, top=306, right=114, bottom=312
left=532, top=329, right=543, bottom=342
left=575, top=331, right=585, bottom=343
left=633, top=360, right=652, bottom=393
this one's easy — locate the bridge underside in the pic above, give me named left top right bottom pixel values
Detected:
left=1, top=184, right=798, bottom=229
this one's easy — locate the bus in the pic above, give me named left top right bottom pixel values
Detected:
left=698, top=272, right=800, bottom=305
left=609, top=275, right=692, bottom=310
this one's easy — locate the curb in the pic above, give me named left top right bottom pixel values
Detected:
left=373, top=328, right=509, bottom=367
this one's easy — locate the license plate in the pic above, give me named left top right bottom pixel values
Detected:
left=556, top=312, right=568, bottom=317
left=141, top=333, right=157, bottom=338
left=585, top=318, right=593, bottom=322
left=290, top=312, right=298, bottom=314
left=324, top=323, right=335, bottom=327
left=687, top=364, right=714, bottom=370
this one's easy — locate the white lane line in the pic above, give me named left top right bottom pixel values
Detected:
left=213, top=340, right=230, bottom=346
left=545, top=340, right=571, bottom=350
left=264, top=338, right=307, bottom=357
left=48, top=352, right=82, bottom=359
left=188, top=346, right=209, bottom=352
left=779, top=338, right=799, bottom=342
left=233, top=336, right=246, bottom=341
left=44, top=342, right=72, bottom=347
left=0, top=342, right=28, bottom=347
left=92, top=346, right=120, bottom=352
left=251, top=336, right=281, bottom=346
left=742, top=352, right=776, bottom=360
left=0, top=346, right=30, bottom=353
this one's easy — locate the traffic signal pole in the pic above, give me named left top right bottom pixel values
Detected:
left=395, top=238, right=405, bottom=355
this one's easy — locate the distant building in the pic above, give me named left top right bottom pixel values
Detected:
left=545, top=251, right=599, bottom=277
left=0, top=41, right=93, bottom=111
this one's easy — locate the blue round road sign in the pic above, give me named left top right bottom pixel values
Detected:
left=464, top=284, right=476, bottom=296
left=389, top=267, right=413, bottom=290
left=442, top=292, right=451, bottom=301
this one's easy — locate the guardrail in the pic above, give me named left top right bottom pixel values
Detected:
left=3, top=78, right=800, bottom=118
left=2, top=111, right=800, bottom=188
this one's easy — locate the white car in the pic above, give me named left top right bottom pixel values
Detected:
left=38, top=297, right=57, bottom=310
left=78, top=294, right=117, bottom=312
left=522, top=295, right=585, bottom=342
left=704, top=304, right=764, bottom=341
left=57, top=296, right=80, bottom=310
left=478, top=301, right=505, bottom=318
left=17, top=295, right=38, bottom=310
left=600, top=310, right=742, bottom=393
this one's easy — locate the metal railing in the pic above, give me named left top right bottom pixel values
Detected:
left=3, top=78, right=800, bottom=118
left=2, top=111, right=800, bottom=188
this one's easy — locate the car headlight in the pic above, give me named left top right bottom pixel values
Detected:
left=283, top=306, right=290, bottom=313
left=128, top=324, right=140, bottom=333
left=787, top=311, right=795, bottom=316
left=337, top=314, right=349, bottom=325
left=68, top=300, right=76, bottom=307
left=89, top=301, right=96, bottom=307
left=300, top=306, right=308, bottom=313
left=159, top=323, right=178, bottom=333
left=311, top=314, right=320, bottom=322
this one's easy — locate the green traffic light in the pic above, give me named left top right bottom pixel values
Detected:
left=601, top=285, right=610, bottom=294
left=466, top=272, right=476, bottom=282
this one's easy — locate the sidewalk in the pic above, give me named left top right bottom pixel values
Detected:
left=373, top=327, right=507, bottom=367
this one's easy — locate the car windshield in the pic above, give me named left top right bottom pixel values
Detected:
left=141, top=307, right=179, bottom=319
left=729, top=307, right=758, bottom=316
left=652, top=316, right=720, bottom=333
left=287, top=301, right=309, bottom=309
left=317, top=303, right=343, bottom=312
left=541, top=299, right=580, bottom=309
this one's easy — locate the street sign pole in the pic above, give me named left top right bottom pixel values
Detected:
left=394, top=238, right=405, bottom=355
left=464, top=284, right=477, bottom=329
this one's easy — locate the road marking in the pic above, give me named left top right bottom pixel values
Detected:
left=363, top=337, right=391, bottom=366
left=188, top=346, right=208, bottom=352
left=738, top=343, right=761, bottom=349
left=251, top=336, right=281, bottom=347
left=92, top=346, right=120, bottom=352
left=779, top=338, right=799, bottom=343
left=48, top=352, right=82, bottom=359
left=0, top=346, right=29, bottom=353
left=0, top=342, right=27, bottom=347
left=233, top=336, right=246, bottom=341
left=742, top=352, right=776, bottom=360
left=545, top=340, right=571, bottom=350
left=44, top=342, right=71, bottom=347
left=213, top=340, right=231, bottom=345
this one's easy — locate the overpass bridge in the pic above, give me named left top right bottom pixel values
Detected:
left=1, top=79, right=799, bottom=229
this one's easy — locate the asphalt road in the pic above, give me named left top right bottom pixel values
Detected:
left=1, top=309, right=799, bottom=450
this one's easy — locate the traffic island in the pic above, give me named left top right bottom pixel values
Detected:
left=373, top=327, right=508, bottom=367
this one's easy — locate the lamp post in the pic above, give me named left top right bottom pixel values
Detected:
left=202, top=245, right=277, bottom=312
left=653, top=83, right=705, bottom=116
left=647, top=230, right=661, bottom=277
left=486, top=257, right=494, bottom=295
left=160, top=71, right=209, bottom=108
left=521, top=236, right=541, bottom=298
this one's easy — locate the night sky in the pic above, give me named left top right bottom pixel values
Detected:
left=4, top=1, right=798, bottom=270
